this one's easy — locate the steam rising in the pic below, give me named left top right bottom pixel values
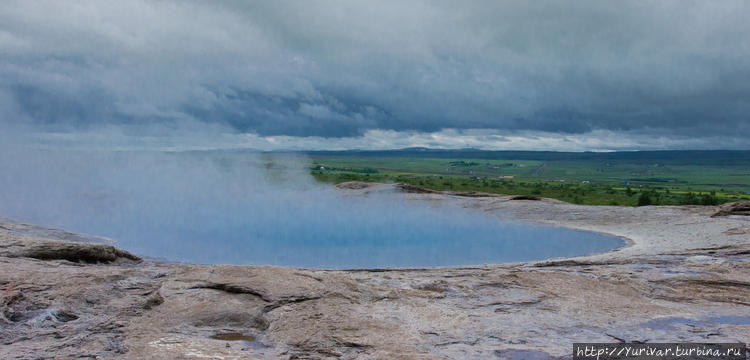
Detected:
left=0, top=145, right=622, bottom=268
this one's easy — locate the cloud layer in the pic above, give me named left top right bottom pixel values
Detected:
left=2, top=1, right=749, bottom=149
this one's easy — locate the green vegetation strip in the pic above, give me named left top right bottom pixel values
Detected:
left=306, top=151, right=750, bottom=206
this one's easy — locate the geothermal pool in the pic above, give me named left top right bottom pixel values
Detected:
left=122, top=209, right=625, bottom=268
left=0, top=150, right=625, bottom=269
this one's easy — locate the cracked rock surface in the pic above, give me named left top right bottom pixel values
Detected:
left=1, top=184, right=749, bottom=359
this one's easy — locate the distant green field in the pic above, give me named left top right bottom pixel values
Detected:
left=304, top=149, right=750, bottom=206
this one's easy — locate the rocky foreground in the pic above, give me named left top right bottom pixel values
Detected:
left=1, top=183, right=749, bottom=359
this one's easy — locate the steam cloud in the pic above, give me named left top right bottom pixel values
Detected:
left=0, top=145, right=621, bottom=268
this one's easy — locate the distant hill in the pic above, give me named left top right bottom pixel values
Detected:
left=304, top=148, right=750, bottom=164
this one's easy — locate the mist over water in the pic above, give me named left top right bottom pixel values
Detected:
left=0, top=148, right=623, bottom=268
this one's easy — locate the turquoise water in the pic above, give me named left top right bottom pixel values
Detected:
left=103, top=191, right=625, bottom=268
left=125, top=211, right=624, bottom=269
left=0, top=150, right=625, bottom=269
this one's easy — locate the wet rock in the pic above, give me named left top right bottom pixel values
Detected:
left=10, top=241, right=141, bottom=263
left=5, top=308, right=78, bottom=325
left=335, top=181, right=378, bottom=190
left=712, top=200, right=750, bottom=217
left=510, top=195, right=541, bottom=201
left=52, top=310, right=79, bottom=322
left=395, top=183, right=440, bottom=194
left=210, top=332, right=256, bottom=341
left=142, top=292, right=164, bottom=310
left=495, top=349, right=561, bottom=359
left=448, top=190, right=501, bottom=197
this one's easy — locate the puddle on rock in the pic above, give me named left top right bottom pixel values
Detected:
left=495, top=349, right=557, bottom=360
left=210, top=333, right=256, bottom=342
left=705, top=315, right=750, bottom=326
left=644, top=317, right=702, bottom=330
left=644, top=315, right=750, bottom=331
left=8, top=308, right=78, bottom=325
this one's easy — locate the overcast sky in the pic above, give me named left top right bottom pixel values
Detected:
left=1, top=0, right=749, bottom=151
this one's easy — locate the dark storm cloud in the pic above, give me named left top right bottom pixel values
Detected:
left=1, top=0, right=749, bottom=142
